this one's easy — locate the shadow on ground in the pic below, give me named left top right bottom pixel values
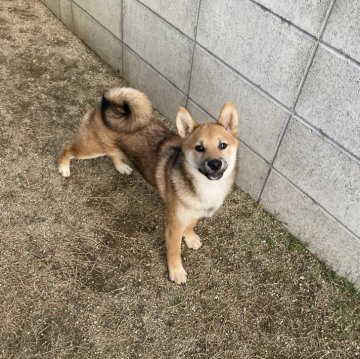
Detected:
left=0, top=1, right=359, bottom=358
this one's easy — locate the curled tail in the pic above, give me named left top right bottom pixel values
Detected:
left=101, top=87, right=153, bottom=132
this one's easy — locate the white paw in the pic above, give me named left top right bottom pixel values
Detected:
left=169, top=264, right=187, bottom=284
left=184, top=234, right=202, bottom=250
left=116, top=163, right=133, bottom=175
left=58, top=163, right=70, bottom=177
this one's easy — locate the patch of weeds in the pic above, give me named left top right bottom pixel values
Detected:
left=261, top=235, right=275, bottom=248
left=257, top=231, right=286, bottom=249
left=320, top=262, right=360, bottom=298
left=216, top=243, right=224, bottom=251
left=320, top=263, right=337, bottom=283
left=170, top=296, right=182, bottom=306
left=333, top=300, right=359, bottom=341
left=338, top=324, right=356, bottom=341
left=287, top=233, right=307, bottom=252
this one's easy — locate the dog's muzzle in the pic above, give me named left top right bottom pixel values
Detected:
left=199, top=158, right=228, bottom=180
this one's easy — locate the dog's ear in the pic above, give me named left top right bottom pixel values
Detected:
left=176, top=107, right=197, bottom=138
left=217, top=102, right=238, bottom=136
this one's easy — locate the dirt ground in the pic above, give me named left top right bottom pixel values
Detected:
left=0, top=1, right=359, bottom=358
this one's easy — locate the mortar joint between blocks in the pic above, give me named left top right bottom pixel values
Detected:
left=70, top=0, right=74, bottom=32
left=185, top=0, right=203, bottom=108
left=121, top=0, right=124, bottom=76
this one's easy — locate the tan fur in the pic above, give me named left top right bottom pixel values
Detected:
left=58, top=87, right=239, bottom=284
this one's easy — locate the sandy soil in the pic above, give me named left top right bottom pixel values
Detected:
left=0, top=1, right=359, bottom=358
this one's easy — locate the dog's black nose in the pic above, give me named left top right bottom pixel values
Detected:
left=207, top=159, right=222, bottom=171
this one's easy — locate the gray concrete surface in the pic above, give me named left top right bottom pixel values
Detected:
left=74, top=0, right=121, bottom=39
left=40, top=0, right=360, bottom=286
left=59, top=0, right=73, bottom=30
left=123, top=0, right=193, bottom=92
left=123, top=46, right=186, bottom=119
left=323, top=0, right=360, bottom=63
left=262, top=170, right=360, bottom=285
left=42, top=0, right=61, bottom=17
left=255, top=0, right=332, bottom=35
left=139, top=0, right=199, bottom=38
left=296, top=46, right=360, bottom=158
left=274, top=119, right=360, bottom=236
left=197, top=0, right=316, bottom=107
left=236, top=144, right=270, bottom=200
left=72, top=3, right=122, bottom=73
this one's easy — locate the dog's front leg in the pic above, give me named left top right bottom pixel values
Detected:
left=165, top=211, right=187, bottom=284
left=183, top=219, right=201, bottom=250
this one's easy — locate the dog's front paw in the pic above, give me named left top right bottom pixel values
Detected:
left=184, top=233, right=202, bottom=250
left=58, top=163, right=70, bottom=177
left=116, top=163, right=133, bottom=175
left=169, top=264, right=187, bottom=284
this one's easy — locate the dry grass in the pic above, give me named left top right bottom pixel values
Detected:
left=0, top=1, right=359, bottom=358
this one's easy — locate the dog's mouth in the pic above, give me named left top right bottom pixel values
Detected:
left=198, top=168, right=224, bottom=180
left=198, top=159, right=228, bottom=181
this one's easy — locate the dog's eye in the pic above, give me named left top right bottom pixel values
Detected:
left=219, top=143, right=228, bottom=150
left=195, top=145, right=205, bottom=152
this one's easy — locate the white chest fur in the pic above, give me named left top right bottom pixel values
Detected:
left=175, top=168, right=234, bottom=224
left=195, top=175, right=232, bottom=214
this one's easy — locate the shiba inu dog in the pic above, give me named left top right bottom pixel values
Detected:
left=58, top=87, right=239, bottom=284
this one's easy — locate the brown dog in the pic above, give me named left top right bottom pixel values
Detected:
left=58, top=87, right=239, bottom=284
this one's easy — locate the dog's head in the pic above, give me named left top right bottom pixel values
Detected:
left=176, top=102, right=239, bottom=181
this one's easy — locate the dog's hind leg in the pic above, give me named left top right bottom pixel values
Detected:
left=58, top=143, right=75, bottom=177
left=58, top=140, right=105, bottom=177
left=107, top=149, right=133, bottom=175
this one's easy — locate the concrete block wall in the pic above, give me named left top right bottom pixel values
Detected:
left=40, top=0, right=360, bottom=286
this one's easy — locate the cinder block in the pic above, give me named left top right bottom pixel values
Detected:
left=72, top=3, right=122, bottom=73
left=189, top=46, right=289, bottom=162
left=236, top=144, right=270, bottom=200
left=323, top=0, right=360, bottom=63
left=255, top=0, right=332, bottom=36
left=274, top=119, right=360, bottom=236
left=73, top=0, right=121, bottom=39
left=60, top=0, right=73, bottom=31
left=261, top=170, right=360, bottom=287
left=123, top=47, right=186, bottom=120
left=41, top=0, right=61, bottom=17
left=123, top=0, right=193, bottom=93
left=197, top=0, right=315, bottom=106
left=138, top=0, right=199, bottom=38
left=296, top=46, right=360, bottom=158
